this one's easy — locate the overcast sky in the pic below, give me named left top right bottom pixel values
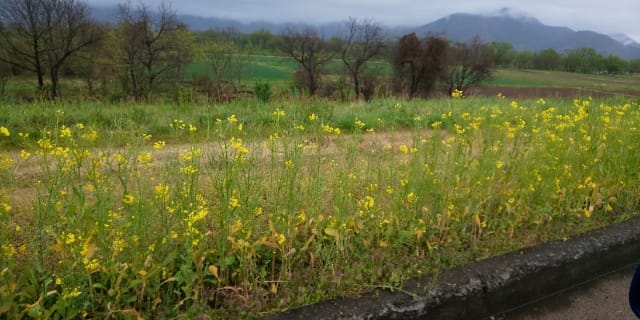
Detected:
left=88, top=0, right=640, bottom=42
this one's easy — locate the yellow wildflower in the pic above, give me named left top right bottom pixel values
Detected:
left=1, top=244, right=15, bottom=257
left=229, top=196, right=240, bottom=209
left=59, top=126, right=72, bottom=138
left=297, top=210, right=306, bottom=223
left=276, top=233, right=286, bottom=246
left=180, top=165, right=198, bottom=175
left=407, top=192, right=418, bottom=204
left=230, top=137, right=249, bottom=154
left=0, top=155, right=12, bottom=169
left=359, top=196, right=375, bottom=210
left=272, top=108, right=285, bottom=117
left=81, top=130, right=98, bottom=142
left=0, top=126, right=10, bottom=136
left=137, top=152, right=152, bottom=164
left=84, top=258, right=100, bottom=273
left=154, top=183, right=170, bottom=201
left=284, top=159, right=294, bottom=169
left=386, top=186, right=394, bottom=194
left=122, top=194, right=135, bottom=205
left=20, top=150, right=31, bottom=159
left=65, top=233, right=76, bottom=245
left=153, top=140, right=166, bottom=150
left=62, top=287, right=81, bottom=300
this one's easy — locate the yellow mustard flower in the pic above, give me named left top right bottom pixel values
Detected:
left=122, top=194, right=135, bottom=204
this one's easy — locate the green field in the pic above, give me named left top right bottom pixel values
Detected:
left=3, top=54, right=639, bottom=103
left=487, top=68, right=640, bottom=93
left=187, top=55, right=297, bottom=86
left=186, top=55, right=392, bottom=88
left=1, top=96, right=639, bottom=318
left=184, top=55, right=640, bottom=97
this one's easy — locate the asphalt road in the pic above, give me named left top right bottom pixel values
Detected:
left=492, top=264, right=638, bottom=320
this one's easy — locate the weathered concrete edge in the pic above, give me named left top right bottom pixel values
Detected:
left=265, top=216, right=640, bottom=320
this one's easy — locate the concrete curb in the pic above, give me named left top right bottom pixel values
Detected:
left=266, top=217, right=640, bottom=320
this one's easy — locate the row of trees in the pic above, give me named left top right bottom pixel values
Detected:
left=0, top=0, right=98, bottom=98
left=0, top=0, right=191, bottom=100
left=0, top=0, right=487, bottom=101
left=1, top=0, right=638, bottom=102
left=282, top=24, right=494, bottom=99
left=490, top=42, right=640, bottom=74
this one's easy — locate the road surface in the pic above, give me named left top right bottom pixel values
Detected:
left=492, top=264, right=638, bottom=320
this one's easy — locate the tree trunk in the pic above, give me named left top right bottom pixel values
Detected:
left=353, top=73, right=360, bottom=99
left=34, top=52, right=44, bottom=91
left=49, top=67, right=59, bottom=99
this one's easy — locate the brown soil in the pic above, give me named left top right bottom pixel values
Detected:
left=467, top=86, right=640, bottom=99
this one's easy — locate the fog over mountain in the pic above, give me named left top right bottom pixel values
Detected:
left=89, top=5, right=640, bottom=59
left=412, top=8, right=640, bottom=59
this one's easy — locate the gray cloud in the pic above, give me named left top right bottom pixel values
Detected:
left=87, top=0, right=640, bottom=41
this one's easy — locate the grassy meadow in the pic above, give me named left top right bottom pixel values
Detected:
left=1, top=95, right=640, bottom=318
left=3, top=54, right=640, bottom=103
left=183, top=54, right=640, bottom=97
left=486, top=69, right=640, bottom=94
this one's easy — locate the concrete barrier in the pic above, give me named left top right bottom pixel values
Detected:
left=266, top=216, right=640, bottom=320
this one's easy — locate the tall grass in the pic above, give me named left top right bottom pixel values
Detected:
left=1, top=96, right=639, bottom=318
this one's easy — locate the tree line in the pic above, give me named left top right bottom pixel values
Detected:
left=489, top=42, right=640, bottom=74
left=1, top=0, right=638, bottom=102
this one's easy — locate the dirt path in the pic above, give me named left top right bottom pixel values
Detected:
left=3, top=129, right=439, bottom=209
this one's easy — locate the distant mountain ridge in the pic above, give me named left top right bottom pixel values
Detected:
left=89, top=5, right=640, bottom=60
left=413, top=9, right=640, bottom=60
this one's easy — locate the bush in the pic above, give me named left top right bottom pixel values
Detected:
left=254, top=81, right=272, bottom=103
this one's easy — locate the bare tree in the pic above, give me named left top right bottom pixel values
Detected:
left=0, top=44, right=12, bottom=97
left=0, top=0, right=48, bottom=92
left=392, top=33, right=448, bottom=98
left=443, top=37, right=494, bottom=95
left=42, top=0, right=98, bottom=98
left=0, top=64, right=9, bottom=98
left=70, top=23, right=116, bottom=98
left=341, top=17, right=384, bottom=99
left=116, top=2, right=190, bottom=101
left=197, top=28, right=250, bottom=101
left=280, top=26, right=332, bottom=96
left=0, top=0, right=98, bottom=98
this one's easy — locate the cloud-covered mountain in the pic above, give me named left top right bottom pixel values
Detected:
left=413, top=9, right=640, bottom=59
left=89, top=5, right=640, bottom=60
left=610, top=33, right=640, bottom=48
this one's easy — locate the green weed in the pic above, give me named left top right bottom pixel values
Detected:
left=0, top=96, right=639, bottom=318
